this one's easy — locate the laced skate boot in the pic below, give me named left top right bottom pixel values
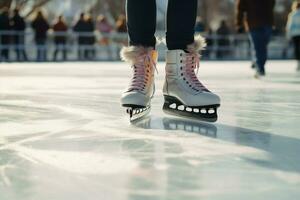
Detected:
left=163, top=36, right=220, bottom=122
left=120, top=46, right=158, bottom=121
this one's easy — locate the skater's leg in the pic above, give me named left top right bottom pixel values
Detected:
left=42, top=41, right=47, bottom=61
left=164, top=0, right=220, bottom=122
left=120, top=45, right=158, bottom=121
left=249, top=29, right=264, bottom=73
left=126, top=0, right=157, bottom=47
left=21, top=36, right=28, bottom=61
left=293, top=36, right=300, bottom=60
left=53, top=47, right=58, bottom=61
left=166, top=0, right=198, bottom=50
left=262, top=26, right=272, bottom=63
left=22, top=50, right=28, bottom=61
left=63, top=44, right=67, bottom=61
left=36, top=41, right=41, bottom=62
left=16, top=48, right=21, bottom=62
left=121, top=0, right=158, bottom=122
left=249, top=26, right=272, bottom=75
left=293, top=36, right=300, bottom=70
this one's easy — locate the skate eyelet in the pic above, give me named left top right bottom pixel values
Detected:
left=181, top=73, right=183, bottom=76
left=180, top=60, right=183, bottom=63
left=183, top=78, right=186, bottom=80
left=180, top=53, right=183, bottom=56
left=180, top=67, right=183, bottom=70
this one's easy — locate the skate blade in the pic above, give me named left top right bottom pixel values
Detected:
left=163, top=95, right=220, bottom=123
left=126, top=105, right=151, bottom=122
left=163, top=108, right=218, bottom=123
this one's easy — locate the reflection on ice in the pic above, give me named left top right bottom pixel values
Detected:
left=134, top=115, right=300, bottom=174
left=15, top=146, right=138, bottom=175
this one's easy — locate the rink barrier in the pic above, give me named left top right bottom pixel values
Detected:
left=0, top=30, right=294, bottom=62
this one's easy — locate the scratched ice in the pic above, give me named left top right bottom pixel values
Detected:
left=0, top=61, right=300, bottom=200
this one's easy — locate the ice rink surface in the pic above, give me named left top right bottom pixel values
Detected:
left=0, top=61, right=300, bottom=200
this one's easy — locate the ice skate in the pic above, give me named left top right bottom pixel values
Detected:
left=251, top=62, right=256, bottom=69
left=163, top=36, right=220, bottom=122
left=120, top=46, right=158, bottom=122
left=254, top=70, right=266, bottom=79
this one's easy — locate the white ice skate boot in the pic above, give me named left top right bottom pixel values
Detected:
left=120, top=46, right=158, bottom=121
left=163, top=36, right=221, bottom=122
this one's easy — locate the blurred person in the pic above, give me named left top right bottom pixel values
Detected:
left=84, top=15, right=96, bottom=60
left=120, top=0, right=220, bottom=122
left=0, top=7, right=11, bottom=61
left=52, top=15, right=68, bottom=61
left=97, top=14, right=113, bottom=45
left=203, top=28, right=214, bottom=59
left=116, top=14, right=127, bottom=33
left=115, top=14, right=127, bottom=47
left=11, top=8, right=28, bottom=62
left=216, top=20, right=231, bottom=59
left=236, top=0, right=275, bottom=78
left=73, top=13, right=88, bottom=60
left=96, top=14, right=113, bottom=59
left=97, top=15, right=113, bottom=34
left=286, top=1, right=300, bottom=71
left=31, top=10, right=50, bottom=61
left=195, top=16, right=205, bottom=33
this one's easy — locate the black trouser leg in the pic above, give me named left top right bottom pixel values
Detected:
left=16, top=48, right=21, bottom=61
left=78, top=48, right=81, bottom=60
left=166, top=0, right=198, bottom=50
left=126, top=0, right=157, bottom=47
left=42, top=42, right=47, bottom=61
left=2, top=47, right=9, bottom=60
left=293, top=36, right=300, bottom=60
left=63, top=44, right=67, bottom=61
left=53, top=48, right=59, bottom=61
left=21, top=40, right=28, bottom=61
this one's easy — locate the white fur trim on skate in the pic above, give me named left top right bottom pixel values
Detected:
left=120, top=46, right=154, bottom=64
left=187, top=35, right=207, bottom=53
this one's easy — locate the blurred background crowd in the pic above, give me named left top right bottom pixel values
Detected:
left=0, top=0, right=299, bottom=62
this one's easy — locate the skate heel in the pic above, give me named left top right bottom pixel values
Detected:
left=163, top=95, right=219, bottom=123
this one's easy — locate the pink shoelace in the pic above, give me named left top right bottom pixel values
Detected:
left=184, top=52, right=208, bottom=92
left=128, top=52, right=157, bottom=92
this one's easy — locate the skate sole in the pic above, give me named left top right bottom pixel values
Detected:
left=163, top=95, right=220, bottom=123
left=122, top=104, right=146, bottom=109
